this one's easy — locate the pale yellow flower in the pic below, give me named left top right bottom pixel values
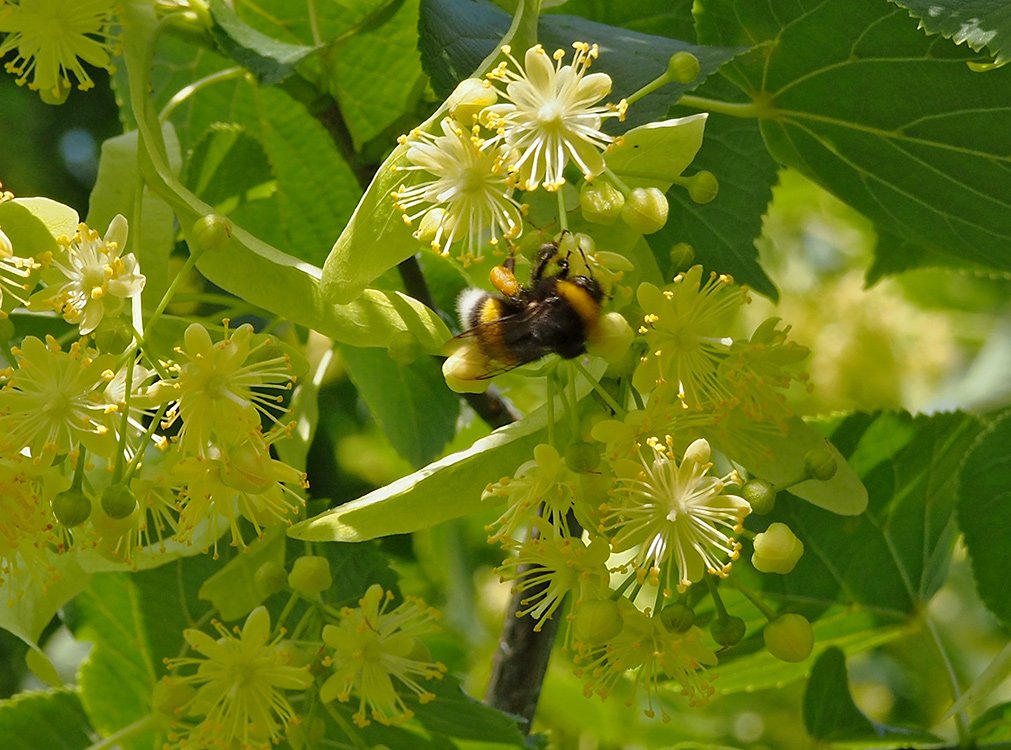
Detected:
left=0, top=0, right=119, bottom=101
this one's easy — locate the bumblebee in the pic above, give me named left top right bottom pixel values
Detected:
left=449, top=241, right=604, bottom=380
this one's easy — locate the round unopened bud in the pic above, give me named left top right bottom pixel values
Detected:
left=586, top=311, right=634, bottom=364
left=52, top=488, right=92, bottom=527
left=764, top=613, right=814, bottom=662
left=742, top=478, right=777, bottom=515
left=288, top=555, right=332, bottom=597
left=565, top=441, right=601, bottom=473
left=711, top=614, right=746, bottom=647
left=804, top=447, right=838, bottom=481
left=686, top=171, right=719, bottom=204
left=752, top=522, right=804, bottom=574
left=254, top=561, right=288, bottom=598
left=669, top=242, right=695, bottom=272
left=191, top=214, right=232, bottom=253
left=668, top=51, right=701, bottom=84
left=573, top=598, right=623, bottom=646
left=101, top=483, right=137, bottom=520
left=660, top=602, right=695, bottom=633
left=448, top=78, right=498, bottom=125
left=621, top=187, right=668, bottom=234
left=579, top=180, right=625, bottom=225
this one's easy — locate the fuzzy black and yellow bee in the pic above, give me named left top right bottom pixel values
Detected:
left=446, top=241, right=604, bottom=381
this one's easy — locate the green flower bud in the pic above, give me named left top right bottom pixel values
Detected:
left=564, top=440, right=602, bottom=473
left=710, top=614, right=746, bottom=646
left=686, top=171, right=719, bottom=204
left=254, top=561, right=288, bottom=598
left=804, top=446, right=838, bottom=481
left=668, top=51, right=701, bottom=84
left=660, top=602, right=695, bottom=633
left=621, top=187, right=669, bottom=234
left=742, top=478, right=777, bottom=515
left=288, top=555, right=332, bottom=597
left=191, top=214, right=232, bottom=253
left=752, top=522, right=804, bottom=574
left=763, top=613, right=814, bottom=662
left=101, top=483, right=137, bottom=520
left=573, top=599, right=623, bottom=646
left=52, top=488, right=92, bottom=527
left=669, top=242, right=695, bottom=272
left=579, top=180, right=625, bottom=225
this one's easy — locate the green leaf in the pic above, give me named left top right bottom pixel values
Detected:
left=0, top=553, right=91, bottom=651
left=891, top=0, right=1011, bottom=66
left=332, top=0, right=426, bottom=150
left=251, top=84, right=362, bottom=267
left=88, top=127, right=180, bottom=307
left=803, top=647, right=880, bottom=741
left=720, top=414, right=868, bottom=516
left=804, top=647, right=941, bottom=745
left=957, top=409, right=1011, bottom=629
left=341, top=346, right=460, bottom=467
left=942, top=639, right=1011, bottom=722
left=0, top=689, right=93, bottom=750
left=289, top=408, right=544, bottom=542
left=696, top=0, right=1011, bottom=276
left=198, top=530, right=286, bottom=620
left=766, top=412, right=981, bottom=617
left=412, top=677, right=525, bottom=745
left=605, top=113, right=708, bottom=186
left=208, top=0, right=319, bottom=85
left=73, top=574, right=157, bottom=749
left=656, top=76, right=779, bottom=298
left=0, top=197, right=78, bottom=255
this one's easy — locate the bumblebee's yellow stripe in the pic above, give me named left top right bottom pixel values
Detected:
left=556, top=280, right=600, bottom=329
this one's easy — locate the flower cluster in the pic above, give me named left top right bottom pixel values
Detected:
left=159, top=575, right=447, bottom=748
left=394, top=42, right=629, bottom=263
left=480, top=263, right=822, bottom=716
left=0, top=209, right=308, bottom=595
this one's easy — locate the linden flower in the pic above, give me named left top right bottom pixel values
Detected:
left=165, top=606, right=312, bottom=750
left=574, top=601, right=716, bottom=717
left=30, top=215, right=144, bottom=334
left=496, top=536, right=611, bottom=630
left=321, top=584, right=447, bottom=727
left=393, top=117, right=524, bottom=262
left=483, top=42, right=626, bottom=191
left=0, top=0, right=119, bottom=101
left=164, top=323, right=294, bottom=456
left=483, top=443, right=580, bottom=544
left=0, top=453, right=60, bottom=590
left=601, top=436, right=750, bottom=594
left=0, top=335, right=116, bottom=458
left=173, top=439, right=307, bottom=555
left=632, top=265, right=749, bottom=407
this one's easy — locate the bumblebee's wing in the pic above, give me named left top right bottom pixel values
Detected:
left=449, top=299, right=558, bottom=380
